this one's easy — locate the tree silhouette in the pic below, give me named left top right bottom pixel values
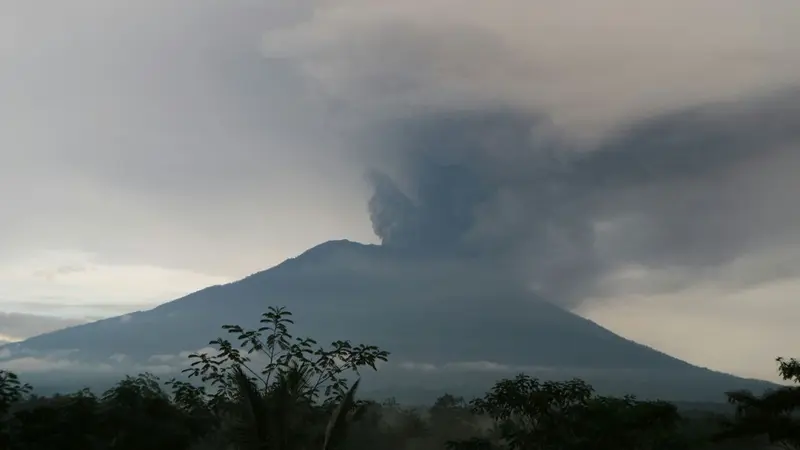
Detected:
left=181, top=305, right=389, bottom=449
left=2, top=306, right=389, bottom=450
left=183, top=306, right=388, bottom=405
left=717, top=357, right=800, bottom=449
left=0, top=370, right=32, bottom=449
left=0, top=308, right=782, bottom=450
left=0, top=370, right=31, bottom=415
left=446, top=374, right=682, bottom=450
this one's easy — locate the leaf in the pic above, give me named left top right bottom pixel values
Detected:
left=229, top=365, right=269, bottom=450
left=322, top=378, right=360, bottom=450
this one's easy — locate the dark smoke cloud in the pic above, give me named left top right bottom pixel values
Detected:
left=259, top=0, right=800, bottom=308
left=366, top=91, right=800, bottom=306
left=369, top=159, right=490, bottom=254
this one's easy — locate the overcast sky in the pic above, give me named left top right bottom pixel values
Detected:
left=2, top=0, right=799, bottom=381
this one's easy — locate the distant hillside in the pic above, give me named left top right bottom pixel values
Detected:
left=0, top=240, right=778, bottom=402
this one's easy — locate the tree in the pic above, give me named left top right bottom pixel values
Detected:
left=0, top=370, right=31, bottom=415
left=181, top=306, right=390, bottom=450
left=717, top=357, right=800, bottom=449
left=2, top=306, right=391, bottom=450
left=0, top=370, right=32, bottom=449
left=183, top=306, right=388, bottom=405
left=447, top=374, right=682, bottom=450
left=9, top=389, right=101, bottom=450
left=95, top=373, right=205, bottom=450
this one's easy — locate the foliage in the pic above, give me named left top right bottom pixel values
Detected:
left=446, top=374, right=683, bottom=450
left=717, top=357, right=800, bottom=449
left=183, top=306, right=388, bottom=408
left=0, top=307, right=789, bottom=450
left=0, top=370, right=32, bottom=415
left=178, top=306, right=388, bottom=449
left=0, top=370, right=32, bottom=449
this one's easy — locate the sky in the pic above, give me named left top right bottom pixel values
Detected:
left=2, top=0, right=800, bottom=382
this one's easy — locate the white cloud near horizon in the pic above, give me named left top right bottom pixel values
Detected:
left=0, top=249, right=232, bottom=324
left=1, top=0, right=799, bottom=384
left=0, top=312, right=89, bottom=342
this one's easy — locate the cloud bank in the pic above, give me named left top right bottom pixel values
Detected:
left=0, top=313, right=88, bottom=342
left=264, top=0, right=800, bottom=137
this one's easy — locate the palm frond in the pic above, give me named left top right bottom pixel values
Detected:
left=322, top=378, right=360, bottom=450
left=230, top=365, right=269, bottom=450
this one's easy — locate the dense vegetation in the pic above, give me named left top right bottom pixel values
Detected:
left=1, top=306, right=797, bottom=450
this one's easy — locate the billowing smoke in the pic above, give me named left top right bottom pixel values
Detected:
left=366, top=93, right=800, bottom=306
left=260, top=0, right=800, bottom=307
left=369, top=150, right=491, bottom=254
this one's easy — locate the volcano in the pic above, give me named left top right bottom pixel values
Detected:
left=0, top=240, right=776, bottom=402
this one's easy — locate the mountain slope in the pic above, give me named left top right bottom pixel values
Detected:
left=0, top=240, right=777, bottom=401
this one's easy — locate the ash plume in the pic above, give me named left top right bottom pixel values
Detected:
left=259, top=0, right=800, bottom=307
left=366, top=94, right=800, bottom=306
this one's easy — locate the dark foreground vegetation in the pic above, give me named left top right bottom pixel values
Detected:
left=1, top=307, right=798, bottom=450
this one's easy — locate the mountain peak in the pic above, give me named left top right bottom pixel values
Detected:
left=294, top=239, right=380, bottom=260
left=1, top=238, right=779, bottom=402
left=266, top=239, right=384, bottom=272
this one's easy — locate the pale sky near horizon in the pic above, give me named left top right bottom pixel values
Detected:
left=2, top=0, right=800, bottom=382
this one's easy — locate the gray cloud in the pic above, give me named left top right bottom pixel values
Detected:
left=261, top=0, right=800, bottom=306
left=2, top=301, right=151, bottom=315
left=31, top=265, right=91, bottom=282
left=367, top=97, right=800, bottom=305
left=0, top=312, right=88, bottom=341
left=263, top=0, right=800, bottom=139
left=1, top=0, right=799, bottom=313
left=1, top=0, right=375, bottom=276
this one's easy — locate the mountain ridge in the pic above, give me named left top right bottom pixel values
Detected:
left=0, top=239, right=779, bottom=401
